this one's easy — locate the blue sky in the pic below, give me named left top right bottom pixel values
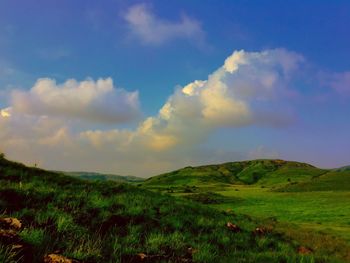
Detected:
left=0, top=1, right=349, bottom=176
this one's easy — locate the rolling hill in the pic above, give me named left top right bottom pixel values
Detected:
left=142, top=158, right=350, bottom=255
left=1, top=156, right=339, bottom=262
left=143, top=159, right=327, bottom=189
left=335, top=165, right=350, bottom=172
left=277, top=170, right=350, bottom=192
left=62, top=171, right=144, bottom=183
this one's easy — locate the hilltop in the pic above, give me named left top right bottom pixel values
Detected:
left=1, top=156, right=338, bottom=262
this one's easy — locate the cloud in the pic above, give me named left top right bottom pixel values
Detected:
left=123, top=4, right=205, bottom=46
left=10, top=77, right=140, bottom=124
left=326, top=71, right=350, bottom=95
left=0, top=107, right=11, bottom=118
left=135, top=48, right=302, bottom=148
left=0, top=49, right=304, bottom=176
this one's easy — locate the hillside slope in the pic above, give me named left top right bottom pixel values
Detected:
left=277, top=170, right=350, bottom=192
left=335, top=165, right=350, bottom=172
left=143, top=159, right=326, bottom=189
left=0, top=156, right=331, bottom=262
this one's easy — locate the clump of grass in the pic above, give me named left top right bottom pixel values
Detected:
left=19, top=228, right=46, bottom=248
left=0, top=245, right=20, bottom=263
left=66, top=235, right=103, bottom=261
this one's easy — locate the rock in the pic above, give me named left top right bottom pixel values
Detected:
left=43, top=254, right=79, bottom=263
left=297, top=246, right=313, bottom=254
left=226, top=222, right=241, bottom=232
left=0, top=217, right=22, bottom=230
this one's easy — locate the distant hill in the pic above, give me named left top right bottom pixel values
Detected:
left=143, top=159, right=326, bottom=188
left=335, top=165, right=350, bottom=172
left=62, top=171, right=144, bottom=183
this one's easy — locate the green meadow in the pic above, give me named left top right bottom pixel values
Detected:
left=1, top=157, right=349, bottom=262
left=215, top=187, right=350, bottom=241
left=143, top=159, right=350, bottom=262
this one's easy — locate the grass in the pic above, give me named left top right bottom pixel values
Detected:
left=142, top=159, right=350, bottom=262
left=215, top=186, right=350, bottom=241
left=0, top=245, right=20, bottom=263
left=277, top=171, right=350, bottom=192
left=0, top=156, right=335, bottom=262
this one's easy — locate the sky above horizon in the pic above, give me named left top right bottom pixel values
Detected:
left=0, top=0, right=350, bottom=177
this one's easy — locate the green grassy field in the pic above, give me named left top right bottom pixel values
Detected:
left=215, top=186, right=350, bottom=241
left=142, top=159, right=350, bottom=262
left=2, top=156, right=343, bottom=262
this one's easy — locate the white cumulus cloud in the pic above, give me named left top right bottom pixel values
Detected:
left=11, top=77, right=140, bottom=124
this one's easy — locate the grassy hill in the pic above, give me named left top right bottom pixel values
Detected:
left=277, top=171, right=350, bottom=192
left=1, top=156, right=342, bottom=262
left=143, top=159, right=326, bottom=190
left=335, top=165, right=350, bottom=172
left=62, top=171, right=144, bottom=183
